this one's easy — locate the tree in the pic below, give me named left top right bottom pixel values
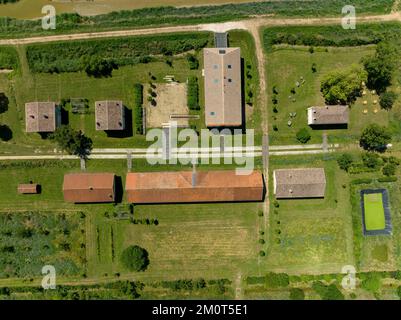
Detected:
left=362, top=152, right=382, bottom=169
left=383, top=163, right=397, bottom=176
left=186, top=53, right=199, bottom=70
left=337, top=153, right=353, bottom=171
left=320, top=65, right=367, bottom=105
left=50, top=125, right=93, bottom=158
left=360, top=124, right=392, bottom=152
left=121, top=245, right=149, bottom=272
left=379, top=91, right=398, bottom=110
left=296, top=128, right=311, bottom=144
left=323, top=284, right=344, bottom=300
left=289, top=288, right=305, bottom=300
left=362, top=42, right=397, bottom=93
left=0, top=92, right=9, bottom=114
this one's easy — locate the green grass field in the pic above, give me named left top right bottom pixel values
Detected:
left=265, top=46, right=392, bottom=145
left=364, top=193, right=386, bottom=231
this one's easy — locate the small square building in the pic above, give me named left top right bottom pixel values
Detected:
left=25, top=102, right=60, bottom=133
left=307, top=105, right=349, bottom=126
left=273, top=168, right=326, bottom=199
left=95, top=100, right=125, bottom=131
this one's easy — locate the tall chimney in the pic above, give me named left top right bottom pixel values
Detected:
left=192, top=161, right=197, bottom=187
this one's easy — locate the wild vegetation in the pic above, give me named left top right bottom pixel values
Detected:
left=0, top=46, right=18, bottom=70
left=0, top=1, right=395, bottom=39
left=26, top=33, right=212, bottom=73
left=187, top=76, right=200, bottom=111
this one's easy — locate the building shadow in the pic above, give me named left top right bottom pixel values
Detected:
left=106, top=106, right=133, bottom=138
left=114, top=176, right=124, bottom=203
left=240, top=57, right=246, bottom=134
left=60, top=107, right=69, bottom=125
left=310, top=124, right=348, bottom=130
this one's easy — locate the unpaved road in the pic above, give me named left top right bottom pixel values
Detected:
left=1, top=13, right=400, bottom=45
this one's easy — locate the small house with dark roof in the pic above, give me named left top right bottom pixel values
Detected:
left=307, top=105, right=349, bottom=126
left=273, top=168, right=326, bottom=199
left=63, top=173, right=116, bottom=203
left=95, top=100, right=125, bottom=131
left=25, top=102, right=60, bottom=133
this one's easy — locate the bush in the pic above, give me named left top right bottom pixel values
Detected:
left=350, top=178, right=373, bottom=185
left=265, top=272, right=289, bottom=288
left=337, top=153, right=353, bottom=171
left=259, top=250, right=266, bottom=257
left=296, top=128, right=311, bottom=144
left=362, top=152, right=382, bottom=169
left=380, top=91, right=398, bottom=110
left=120, top=245, right=149, bottom=272
left=187, top=76, right=199, bottom=110
left=382, top=163, right=397, bottom=176
left=289, top=288, right=305, bottom=300
left=186, top=53, right=199, bottom=70
left=133, top=83, right=143, bottom=135
left=378, top=176, right=397, bottom=183
left=361, top=273, right=382, bottom=293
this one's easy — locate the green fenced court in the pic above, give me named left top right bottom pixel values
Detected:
left=363, top=193, right=385, bottom=231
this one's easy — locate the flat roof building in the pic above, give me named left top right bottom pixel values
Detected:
left=273, top=168, right=326, bottom=199
left=63, top=173, right=116, bottom=203
left=125, top=170, right=264, bottom=204
left=307, top=105, right=349, bottom=126
left=95, top=100, right=125, bottom=131
left=203, top=48, right=242, bottom=127
left=25, top=102, right=60, bottom=133
left=18, top=184, right=39, bottom=194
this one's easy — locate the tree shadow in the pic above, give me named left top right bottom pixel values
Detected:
left=0, top=92, right=9, bottom=114
left=0, top=125, right=12, bottom=141
left=106, top=106, right=133, bottom=138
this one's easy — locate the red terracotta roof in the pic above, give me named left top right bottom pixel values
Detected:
left=63, top=173, right=115, bottom=203
left=125, top=170, right=264, bottom=204
left=18, top=184, right=39, bottom=194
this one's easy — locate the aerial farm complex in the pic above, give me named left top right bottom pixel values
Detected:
left=0, top=0, right=400, bottom=302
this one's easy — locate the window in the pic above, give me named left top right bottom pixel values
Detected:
left=228, top=64, right=232, bottom=69
left=219, top=49, right=226, bottom=54
left=210, top=112, right=215, bottom=116
left=213, top=64, right=218, bottom=69
left=228, top=79, right=232, bottom=83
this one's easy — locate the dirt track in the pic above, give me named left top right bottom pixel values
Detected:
left=0, top=13, right=400, bottom=45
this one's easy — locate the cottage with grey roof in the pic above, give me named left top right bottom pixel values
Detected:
left=203, top=47, right=242, bottom=127
left=307, top=105, right=349, bottom=126
left=273, top=168, right=326, bottom=199
left=25, top=102, right=60, bottom=133
left=95, top=100, right=125, bottom=131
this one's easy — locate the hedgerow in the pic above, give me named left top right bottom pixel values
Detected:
left=263, top=22, right=401, bottom=52
left=187, top=76, right=200, bottom=110
left=133, top=83, right=144, bottom=135
left=26, top=33, right=212, bottom=73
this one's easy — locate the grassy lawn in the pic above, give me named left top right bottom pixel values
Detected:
left=263, top=155, right=355, bottom=274
left=265, top=45, right=391, bottom=145
left=86, top=202, right=262, bottom=280
left=364, top=193, right=386, bottom=231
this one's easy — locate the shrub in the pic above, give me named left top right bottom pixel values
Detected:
left=382, top=163, right=397, bottom=176
left=397, top=286, right=401, bottom=300
left=361, top=272, right=382, bottom=293
left=350, top=178, right=373, bottom=185
left=186, top=53, right=199, bottom=70
left=265, top=272, right=289, bottom=288
left=337, top=153, right=353, bottom=171
left=120, top=245, right=149, bottom=272
left=378, top=176, right=397, bottom=183
left=289, top=288, right=305, bottom=300
left=362, top=152, right=382, bottom=169
left=259, top=250, right=266, bottom=257
left=259, top=239, right=265, bottom=244
left=133, top=83, right=143, bottom=135
left=187, top=76, right=199, bottom=110
left=296, top=128, right=311, bottom=144
left=273, top=200, right=279, bottom=208
left=380, top=91, right=398, bottom=110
